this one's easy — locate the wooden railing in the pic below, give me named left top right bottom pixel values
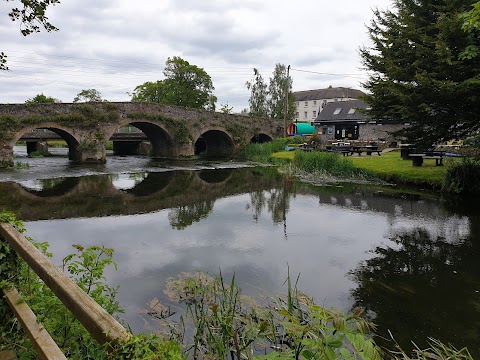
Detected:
left=0, top=223, right=130, bottom=359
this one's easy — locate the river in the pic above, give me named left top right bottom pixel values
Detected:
left=1, top=148, right=479, bottom=356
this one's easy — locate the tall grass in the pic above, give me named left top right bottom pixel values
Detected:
left=443, top=157, right=480, bottom=194
left=244, top=139, right=288, bottom=163
left=293, top=151, right=370, bottom=178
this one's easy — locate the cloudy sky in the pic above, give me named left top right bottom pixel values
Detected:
left=0, top=0, right=392, bottom=111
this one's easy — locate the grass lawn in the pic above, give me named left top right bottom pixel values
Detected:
left=271, top=149, right=452, bottom=187
left=349, top=150, right=449, bottom=186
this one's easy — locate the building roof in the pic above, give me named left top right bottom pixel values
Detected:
left=313, top=99, right=369, bottom=125
left=293, top=87, right=365, bottom=102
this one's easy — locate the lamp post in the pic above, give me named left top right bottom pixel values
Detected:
left=283, top=65, right=290, bottom=138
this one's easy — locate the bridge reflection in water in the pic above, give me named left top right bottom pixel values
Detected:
left=0, top=168, right=479, bottom=356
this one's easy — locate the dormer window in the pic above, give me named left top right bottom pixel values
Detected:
left=333, top=108, right=342, bottom=115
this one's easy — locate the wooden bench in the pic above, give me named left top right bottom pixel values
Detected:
left=328, top=149, right=351, bottom=156
left=350, top=149, right=382, bottom=156
left=423, top=155, right=443, bottom=166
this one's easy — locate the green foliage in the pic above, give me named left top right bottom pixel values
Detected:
left=25, top=93, right=59, bottom=104
left=150, top=271, right=381, bottom=360
left=15, top=161, right=30, bottom=169
left=0, top=219, right=121, bottom=359
left=389, top=337, right=473, bottom=359
left=2, top=0, right=59, bottom=70
left=246, top=68, right=269, bottom=117
left=246, top=65, right=295, bottom=120
left=293, top=151, right=368, bottom=178
left=361, top=0, right=480, bottom=148
left=113, top=334, right=186, bottom=360
left=220, top=103, right=234, bottom=114
left=28, top=150, right=49, bottom=158
left=73, top=89, right=104, bottom=103
left=132, top=56, right=217, bottom=111
left=245, top=138, right=289, bottom=162
left=460, top=1, right=480, bottom=59
left=0, top=210, right=26, bottom=232
left=443, top=157, right=480, bottom=194
left=268, top=64, right=295, bottom=121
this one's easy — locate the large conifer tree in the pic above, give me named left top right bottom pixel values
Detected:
left=361, top=0, right=480, bottom=147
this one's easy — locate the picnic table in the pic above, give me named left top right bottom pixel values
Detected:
left=400, top=145, right=416, bottom=160
left=410, top=153, right=444, bottom=166
left=326, top=145, right=352, bottom=156
left=298, top=141, right=317, bottom=152
left=350, top=145, right=381, bottom=156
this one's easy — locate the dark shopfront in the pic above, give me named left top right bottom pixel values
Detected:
left=335, top=122, right=359, bottom=140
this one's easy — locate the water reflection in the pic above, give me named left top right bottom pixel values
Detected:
left=112, top=173, right=149, bottom=190
left=350, top=222, right=480, bottom=355
left=17, top=177, right=80, bottom=197
left=0, top=166, right=478, bottom=355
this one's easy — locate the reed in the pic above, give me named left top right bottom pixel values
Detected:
left=244, top=139, right=289, bottom=163
left=293, top=151, right=368, bottom=178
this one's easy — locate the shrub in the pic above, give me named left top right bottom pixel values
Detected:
left=443, top=157, right=480, bottom=194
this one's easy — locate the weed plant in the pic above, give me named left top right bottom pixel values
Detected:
left=15, top=161, right=30, bottom=169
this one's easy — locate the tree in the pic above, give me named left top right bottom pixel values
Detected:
left=1, top=0, right=60, bottom=70
left=73, top=89, right=103, bottom=103
left=268, top=64, right=295, bottom=120
left=245, top=65, right=294, bottom=119
left=131, top=81, right=166, bottom=103
left=132, top=56, right=217, bottom=111
left=360, top=0, right=480, bottom=148
left=460, top=1, right=480, bottom=59
left=245, top=68, right=268, bottom=117
left=25, top=93, right=59, bottom=104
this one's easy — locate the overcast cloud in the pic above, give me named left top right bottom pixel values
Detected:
left=0, top=0, right=392, bottom=111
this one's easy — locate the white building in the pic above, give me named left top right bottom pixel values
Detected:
left=293, top=86, right=365, bottom=122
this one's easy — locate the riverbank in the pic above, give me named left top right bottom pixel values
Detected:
left=269, top=148, right=452, bottom=190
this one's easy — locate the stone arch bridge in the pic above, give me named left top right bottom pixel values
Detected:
left=0, top=102, right=282, bottom=167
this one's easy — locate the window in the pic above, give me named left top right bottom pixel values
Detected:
left=297, top=101, right=299, bottom=107
left=304, top=101, right=308, bottom=107
left=304, top=111, right=308, bottom=118
left=327, top=127, right=333, bottom=135
left=313, top=110, right=317, bottom=118
left=295, top=112, right=299, bottom=118
left=333, top=108, right=342, bottom=115
left=348, top=108, right=355, bottom=115
left=313, top=100, right=317, bottom=106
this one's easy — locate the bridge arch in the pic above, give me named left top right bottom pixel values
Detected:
left=12, top=123, right=81, bottom=161
left=194, top=128, right=234, bottom=157
left=105, top=120, right=176, bottom=158
left=250, top=133, right=273, bottom=143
